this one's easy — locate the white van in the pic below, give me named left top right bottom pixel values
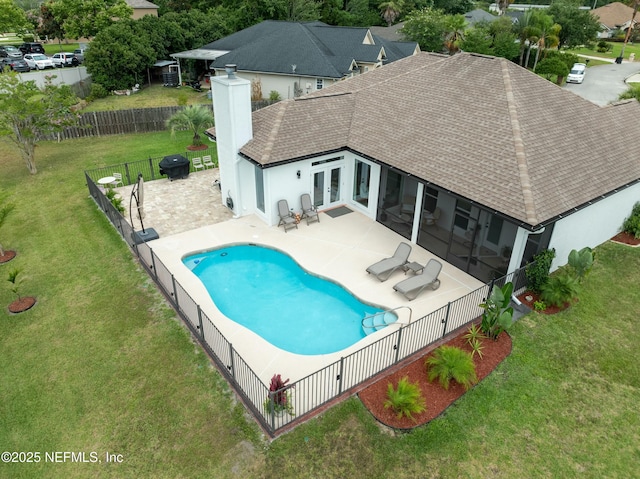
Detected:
left=567, top=63, right=586, bottom=84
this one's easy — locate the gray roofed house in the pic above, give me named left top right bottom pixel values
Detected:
left=200, top=20, right=419, bottom=100
left=464, top=9, right=499, bottom=25
left=208, top=52, right=640, bottom=282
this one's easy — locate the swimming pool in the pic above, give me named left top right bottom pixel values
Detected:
left=183, top=244, right=397, bottom=355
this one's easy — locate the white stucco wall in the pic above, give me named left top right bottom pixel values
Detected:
left=547, top=183, right=640, bottom=271
left=212, top=70, right=338, bottom=100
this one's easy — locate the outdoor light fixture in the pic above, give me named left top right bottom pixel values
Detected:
left=296, top=170, right=301, bottom=179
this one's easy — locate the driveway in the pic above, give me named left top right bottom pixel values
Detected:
left=563, top=60, right=640, bottom=106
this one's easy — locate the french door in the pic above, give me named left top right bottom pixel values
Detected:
left=312, top=165, right=343, bottom=210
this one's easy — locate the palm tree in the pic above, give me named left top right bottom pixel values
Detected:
left=444, top=14, right=467, bottom=54
left=379, top=0, right=404, bottom=27
left=530, top=12, right=561, bottom=71
left=166, top=105, right=215, bottom=148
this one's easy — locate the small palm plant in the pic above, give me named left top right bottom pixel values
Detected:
left=166, top=104, right=214, bottom=148
left=426, top=346, right=477, bottom=390
left=383, top=376, right=426, bottom=421
left=463, top=324, right=485, bottom=359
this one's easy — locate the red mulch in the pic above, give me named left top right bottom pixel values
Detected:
left=0, top=250, right=17, bottom=264
left=186, top=144, right=210, bottom=151
left=8, top=296, right=36, bottom=314
left=358, top=328, right=512, bottom=430
left=611, top=231, right=640, bottom=246
left=516, top=291, right=572, bottom=315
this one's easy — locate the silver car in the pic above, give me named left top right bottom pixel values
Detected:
left=23, top=53, right=55, bottom=70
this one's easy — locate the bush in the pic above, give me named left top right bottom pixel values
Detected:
left=544, top=50, right=580, bottom=70
left=526, top=249, right=556, bottom=293
left=597, top=40, right=613, bottom=53
left=622, top=202, right=640, bottom=238
left=425, top=346, right=477, bottom=390
left=268, top=90, right=281, bottom=101
left=87, top=83, right=109, bottom=101
left=568, top=247, right=594, bottom=282
left=540, top=271, right=579, bottom=308
left=383, top=376, right=426, bottom=421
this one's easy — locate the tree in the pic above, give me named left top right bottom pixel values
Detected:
left=49, top=0, right=133, bottom=39
left=548, top=0, right=602, bottom=49
left=0, top=73, right=79, bottom=175
left=443, top=13, right=466, bottom=54
left=166, top=105, right=215, bottom=148
left=0, top=0, right=30, bottom=32
left=85, top=20, right=156, bottom=91
left=401, top=7, right=448, bottom=53
left=432, top=0, right=472, bottom=16
left=459, top=24, right=493, bottom=55
left=379, top=0, right=404, bottom=26
left=285, top=0, right=322, bottom=21
left=535, top=56, right=569, bottom=84
left=37, top=1, right=66, bottom=44
left=528, top=10, right=561, bottom=71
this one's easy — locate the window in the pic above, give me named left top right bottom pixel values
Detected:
left=255, top=165, right=265, bottom=213
left=423, top=186, right=439, bottom=213
left=353, top=160, right=371, bottom=207
left=454, top=199, right=472, bottom=230
left=316, top=78, right=323, bottom=90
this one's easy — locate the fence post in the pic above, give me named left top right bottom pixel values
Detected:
left=125, top=163, right=131, bottom=185
left=197, top=305, right=205, bottom=341
left=441, top=302, right=451, bottom=337
left=171, top=274, right=179, bottom=309
left=148, top=157, right=155, bottom=180
left=394, top=327, right=403, bottom=364
left=337, top=357, right=344, bottom=395
left=228, top=343, right=236, bottom=380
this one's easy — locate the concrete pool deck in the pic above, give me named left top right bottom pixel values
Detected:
left=145, top=206, right=484, bottom=385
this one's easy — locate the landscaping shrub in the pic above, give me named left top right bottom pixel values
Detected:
left=526, top=249, right=556, bottom=293
left=87, top=83, right=109, bottom=102
left=568, top=247, right=594, bottom=282
left=268, top=90, right=281, bottom=101
left=622, top=202, right=640, bottom=238
left=597, top=40, right=613, bottom=53
left=540, top=271, right=579, bottom=308
left=383, top=376, right=426, bottom=421
left=426, top=346, right=477, bottom=390
left=480, top=282, right=514, bottom=340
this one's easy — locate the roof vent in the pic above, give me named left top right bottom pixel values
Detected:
left=224, top=64, right=237, bottom=79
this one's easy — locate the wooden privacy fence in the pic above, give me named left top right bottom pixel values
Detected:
left=41, top=100, right=277, bottom=141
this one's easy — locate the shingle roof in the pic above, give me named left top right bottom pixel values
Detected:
left=125, top=0, right=158, bottom=8
left=234, top=52, right=640, bottom=228
left=205, top=21, right=418, bottom=79
left=592, top=2, right=636, bottom=29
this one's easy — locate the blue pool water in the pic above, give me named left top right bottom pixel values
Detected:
left=183, top=244, right=394, bottom=355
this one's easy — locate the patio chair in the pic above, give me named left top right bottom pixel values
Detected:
left=366, top=242, right=412, bottom=282
left=277, top=199, right=298, bottom=232
left=202, top=155, right=215, bottom=169
left=192, top=157, right=204, bottom=171
left=300, top=193, right=319, bottom=225
left=111, top=172, right=123, bottom=187
left=393, top=258, right=442, bottom=301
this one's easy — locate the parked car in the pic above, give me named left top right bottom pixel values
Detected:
left=18, top=42, right=45, bottom=55
left=567, top=63, right=586, bottom=84
left=1, top=57, right=31, bottom=72
left=23, top=53, right=55, bottom=70
left=51, top=52, right=79, bottom=68
left=73, top=47, right=88, bottom=63
left=0, top=45, right=23, bottom=59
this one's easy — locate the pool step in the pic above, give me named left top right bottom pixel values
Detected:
left=362, top=311, right=398, bottom=335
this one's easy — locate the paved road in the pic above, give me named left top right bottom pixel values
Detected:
left=562, top=60, right=640, bottom=106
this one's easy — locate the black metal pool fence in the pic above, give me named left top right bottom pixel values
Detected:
left=85, top=166, right=530, bottom=437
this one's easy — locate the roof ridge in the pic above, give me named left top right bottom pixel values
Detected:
left=260, top=102, right=288, bottom=164
left=501, top=59, right=538, bottom=225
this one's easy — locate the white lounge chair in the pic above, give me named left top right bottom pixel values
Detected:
left=202, top=155, right=215, bottom=168
left=277, top=199, right=298, bottom=232
left=300, top=193, right=319, bottom=225
left=393, top=259, right=442, bottom=300
left=366, top=242, right=411, bottom=282
left=192, top=157, right=204, bottom=171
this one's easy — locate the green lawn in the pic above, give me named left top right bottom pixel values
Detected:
left=0, top=133, right=639, bottom=478
left=81, top=83, right=211, bottom=112
left=569, top=41, right=640, bottom=61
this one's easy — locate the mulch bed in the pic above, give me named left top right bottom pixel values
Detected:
left=610, top=231, right=640, bottom=246
left=8, top=297, right=36, bottom=314
left=0, top=250, right=17, bottom=264
left=358, top=328, right=512, bottom=430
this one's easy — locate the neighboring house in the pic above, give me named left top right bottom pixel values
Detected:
left=464, top=9, right=499, bottom=25
left=193, top=21, right=419, bottom=100
left=126, top=0, right=158, bottom=19
left=207, top=53, right=640, bottom=283
left=369, top=22, right=407, bottom=41
left=592, top=2, right=638, bottom=39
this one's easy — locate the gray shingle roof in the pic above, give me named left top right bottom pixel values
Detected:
left=205, top=21, right=418, bottom=79
left=234, top=52, right=640, bottom=228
